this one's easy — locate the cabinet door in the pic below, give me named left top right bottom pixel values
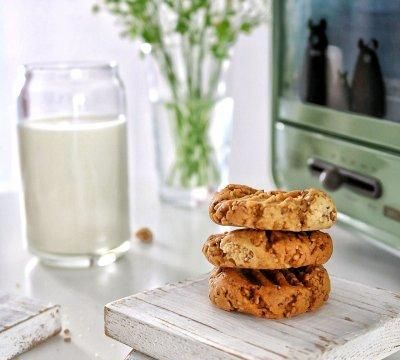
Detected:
left=280, top=0, right=400, bottom=123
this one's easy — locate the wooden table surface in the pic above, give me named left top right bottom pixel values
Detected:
left=0, top=184, right=399, bottom=360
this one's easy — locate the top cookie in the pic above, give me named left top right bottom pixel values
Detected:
left=209, top=184, right=337, bottom=231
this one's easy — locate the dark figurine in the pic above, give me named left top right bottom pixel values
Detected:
left=351, top=39, right=385, bottom=118
left=299, top=18, right=328, bottom=106
left=328, top=70, right=351, bottom=111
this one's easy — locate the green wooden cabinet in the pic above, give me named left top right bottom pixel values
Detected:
left=271, top=0, right=400, bottom=253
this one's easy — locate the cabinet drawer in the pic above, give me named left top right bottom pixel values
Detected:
left=273, top=122, right=400, bottom=252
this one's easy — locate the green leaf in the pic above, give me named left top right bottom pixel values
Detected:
left=142, top=25, right=161, bottom=44
left=176, top=17, right=189, bottom=34
left=211, top=44, right=228, bottom=59
left=92, top=4, right=101, bottom=13
left=240, top=22, right=252, bottom=33
left=215, top=19, right=230, bottom=40
left=190, top=0, right=206, bottom=12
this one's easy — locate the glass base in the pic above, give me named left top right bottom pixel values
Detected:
left=29, top=240, right=131, bottom=268
left=160, top=184, right=217, bottom=208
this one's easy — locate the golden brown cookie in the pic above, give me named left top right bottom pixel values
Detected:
left=209, top=265, right=330, bottom=319
left=203, top=229, right=333, bottom=269
left=209, top=184, right=337, bottom=231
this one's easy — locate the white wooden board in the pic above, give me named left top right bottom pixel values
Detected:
left=0, top=293, right=61, bottom=360
left=105, top=275, right=400, bottom=360
left=125, top=349, right=154, bottom=360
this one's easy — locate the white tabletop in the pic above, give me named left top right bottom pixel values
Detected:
left=1, top=186, right=399, bottom=360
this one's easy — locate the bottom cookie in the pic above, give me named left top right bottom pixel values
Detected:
left=209, top=265, right=330, bottom=319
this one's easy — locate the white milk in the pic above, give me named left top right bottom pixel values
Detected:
left=18, top=116, right=130, bottom=255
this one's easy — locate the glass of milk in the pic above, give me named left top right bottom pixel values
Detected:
left=17, top=62, right=130, bottom=267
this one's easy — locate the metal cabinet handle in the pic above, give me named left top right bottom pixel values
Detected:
left=308, top=158, right=382, bottom=199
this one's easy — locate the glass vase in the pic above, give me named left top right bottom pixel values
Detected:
left=146, top=43, right=234, bottom=208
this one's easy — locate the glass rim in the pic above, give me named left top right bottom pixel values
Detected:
left=23, top=61, right=118, bottom=72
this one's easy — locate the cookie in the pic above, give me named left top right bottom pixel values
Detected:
left=209, top=184, right=337, bottom=231
left=209, top=265, right=330, bottom=319
left=203, top=229, right=332, bottom=269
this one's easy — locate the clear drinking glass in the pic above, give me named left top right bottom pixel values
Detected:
left=17, top=62, right=130, bottom=267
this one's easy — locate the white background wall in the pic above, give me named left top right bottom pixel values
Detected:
left=1, top=0, right=272, bottom=190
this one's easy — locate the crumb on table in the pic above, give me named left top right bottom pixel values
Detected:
left=135, top=227, right=153, bottom=242
left=63, top=328, right=71, bottom=343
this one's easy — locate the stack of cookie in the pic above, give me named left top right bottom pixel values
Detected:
left=203, top=184, right=337, bottom=319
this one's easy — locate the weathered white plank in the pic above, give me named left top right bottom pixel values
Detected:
left=105, top=275, right=400, bottom=360
left=0, top=293, right=61, bottom=360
